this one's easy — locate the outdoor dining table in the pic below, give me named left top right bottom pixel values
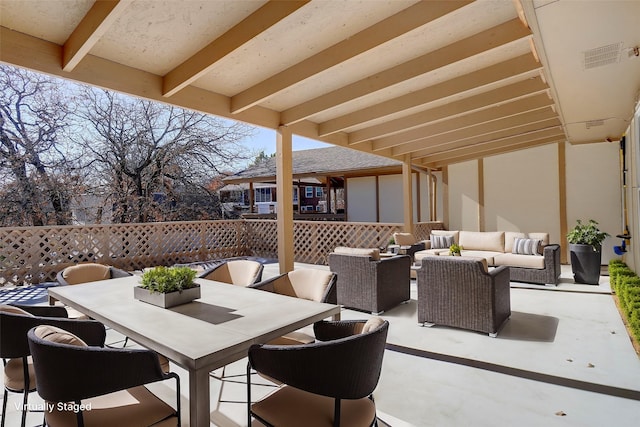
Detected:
left=48, top=275, right=341, bottom=427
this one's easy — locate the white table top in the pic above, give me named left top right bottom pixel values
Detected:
left=49, top=276, right=340, bottom=371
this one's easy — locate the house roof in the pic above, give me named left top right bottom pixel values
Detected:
left=1, top=1, right=638, bottom=169
left=223, top=146, right=403, bottom=184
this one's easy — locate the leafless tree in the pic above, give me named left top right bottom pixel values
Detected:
left=0, top=65, right=78, bottom=226
left=74, top=88, right=255, bottom=223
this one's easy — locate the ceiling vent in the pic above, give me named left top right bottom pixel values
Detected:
left=583, top=42, right=623, bottom=69
left=585, top=119, right=605, bottom=129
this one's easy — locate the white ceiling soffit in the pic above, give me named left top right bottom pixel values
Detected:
left=1, top=0, right=639, bottom=169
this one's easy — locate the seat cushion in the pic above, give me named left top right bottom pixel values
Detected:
left=207, top=260, right=261, bottom=286
left=44, top=385, right=178, bottom=427
left=251, top=385, right=376, bottom=427
left=414, top=249, right=449, bottom=260
left=33, top=325, right=88, bottom=347
left=494, top=253, right=545, bottom=269
left=62, top=263, right=111, bottom=285
left=267, top=331, right=315, bottom=346
left=333, top=247, right=380, bottom=261
left=3, top=357, right=35, bottom=391
left=460, top=250, right=503, bottom=266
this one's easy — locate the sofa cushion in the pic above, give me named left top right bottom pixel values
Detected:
left=393, top=233, right=417, bottom=246
left=333, top=247, right=380, bottom=261
left=458, top=231, right=504, bottom=252
left=459, top=251, right=503, bottom=266
left=512, top=238, right=542, bottom=255
left=494, top=253, right=545, bottom=269
left=528, top=233, right=549, bottom=252
left=430, top=234, right=453, bottom=249
left=415, top=249, right=449, bottom=260
left=504, top=232, right=527, bottom=253
left=431, top=230, right=459, bottom=244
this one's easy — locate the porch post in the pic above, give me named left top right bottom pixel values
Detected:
left=402, top=155, right=414, bottom=233
left=276, top=126, right=294, bottom=273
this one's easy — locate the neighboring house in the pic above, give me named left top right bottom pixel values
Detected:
left=221, top=146, right=437, bottom=223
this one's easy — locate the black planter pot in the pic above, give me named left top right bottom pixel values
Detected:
left=569, top=243, right=602, bottom=285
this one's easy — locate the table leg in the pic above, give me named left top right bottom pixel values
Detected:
left=190, top=369, right=210, bottom=427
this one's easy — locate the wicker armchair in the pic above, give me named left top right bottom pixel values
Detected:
left=392, top=232, right=428, bottom=260
left=198, top=259, right=264, bottom=286
left=247, top=319, right=389, bottom=427
left=416, top=257, right=511, bottom=337
left=0, top=305, right=105, bottom=427
left=328, top=248, right=411, bottom=314
left=56, top=263, right=132, bottom=286
left=27, top=325, right=180, bottom=427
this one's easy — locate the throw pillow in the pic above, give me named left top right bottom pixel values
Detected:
left=512, top=238, right=542, bottom=255
left=430, top=234, right=453, bottom=249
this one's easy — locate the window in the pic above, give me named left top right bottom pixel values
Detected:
left=255, top=188, right=272, bottom=203
left=293, top=188, right=298, bottom=203
left=305, top=186, right=313, bottom=198
left=316, top=187, right=323, bottom=197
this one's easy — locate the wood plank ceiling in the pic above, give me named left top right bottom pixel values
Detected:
left=1, top=0, right=639, bottom=170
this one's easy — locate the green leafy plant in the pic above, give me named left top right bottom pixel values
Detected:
left=388, top=237, right=396, bottom=245
left=449, top=243, right=462, bottom=255
left=140, top=266, right=197, bottom=294
left=566, top=219, right=609, bottom=248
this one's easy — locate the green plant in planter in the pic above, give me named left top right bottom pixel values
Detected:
left=388, top=237, right=396, bottom=245
left=566, top=219, right=609, bottom=248
left=449, top=243, right=462, bottom=256
left=140, top=266, right=197, bottom=294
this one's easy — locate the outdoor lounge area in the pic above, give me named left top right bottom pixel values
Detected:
left=2, top=261, right=640, bottom=427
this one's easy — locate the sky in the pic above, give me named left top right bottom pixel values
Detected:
left=241, top=126, right=331, bottom=157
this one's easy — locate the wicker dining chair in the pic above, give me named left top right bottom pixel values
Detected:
left=247, top=318, right=389, bottom=427
left=27, top=324, right=181, bottom=427
left=56, top=263, right=132, bottom=286
left=198, top=259, right=264, bottom=286
left=0, top=304, right=105, bottom=427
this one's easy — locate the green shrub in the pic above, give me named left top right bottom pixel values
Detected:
left=140, top=266, right=197, bottom=294
left=608, top=260, right=640, bottom=346
left=614, top=268, right=636, bottom=294
left=620, top=279, right=640, bottom=316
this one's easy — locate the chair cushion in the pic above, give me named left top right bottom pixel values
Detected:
left=430, top=234, right=453, bottom=249
left=207, top=260, right=261, bottom=286
left=286, top=269, right=334, bottom=302
left=0, top=305, right=33, bottom=316
left=3, top=357, right=35, bottom=391
left=33, top=325, right=88, bottom=347
left=251, top=385, right=376, bottom=427
left=360, top=317, right=385, bottom=334
left=44, top=385, right=178, bottom=427
left=512, top=238, right=542, bottom=255
left=267, top=331, right=315, bottom=346
left=494, top=253, right=545, bottom=269
left=62, top=263, right=111, bottom=285
left=393, top=232, right=416, bottom=246
left=333, top=247, right=380, bottom=261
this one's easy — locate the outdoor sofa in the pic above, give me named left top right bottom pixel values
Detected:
left=414, top=230, right=561, bottom=285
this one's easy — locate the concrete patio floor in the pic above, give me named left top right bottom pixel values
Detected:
left=3, top=264, right=640, bottom=426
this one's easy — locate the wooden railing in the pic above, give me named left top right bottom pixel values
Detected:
left=0, top=220, right=444, bottom=286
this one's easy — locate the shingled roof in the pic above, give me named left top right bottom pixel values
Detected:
left=223, top=146, right=403, bottom=184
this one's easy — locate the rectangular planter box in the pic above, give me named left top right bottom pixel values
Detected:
left=134, top=284, right=201, bottom=308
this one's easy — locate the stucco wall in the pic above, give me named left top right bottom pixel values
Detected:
left=346, top=176, right=377, bottom=222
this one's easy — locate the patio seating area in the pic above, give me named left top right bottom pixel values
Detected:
left=2, top=261, right=640, bottom=427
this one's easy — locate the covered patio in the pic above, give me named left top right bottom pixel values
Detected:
left=3, top=262, right=640, bottom=426
left=1, top=1, right=640, bottom=426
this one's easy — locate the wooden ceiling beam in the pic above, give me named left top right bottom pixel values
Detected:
left=407, top=116, right=562, bottom=158
left=318, top=53, right=541, bottom=137
left=417, top=127, right=565, bottom=164
left=423, top=135, right=565, bottom=168
left=280, top=18, right=532, bottom=125
left=230, top=0, right=471, bottom=114
left=62, top=0, right=132, bottom=72
left=163, top=1, right=309, bottom=97
left=371, top=93, right=554, bottom=150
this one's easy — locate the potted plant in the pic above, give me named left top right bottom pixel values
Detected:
left=135, top=266, right=200, bottom=308
left=449, top=243, right=462, bottom=256
left=566, top=219, right=610, bottom=285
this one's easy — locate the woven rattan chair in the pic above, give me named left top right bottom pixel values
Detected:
left=416, top=256, right=511, bottom=337
left=56, top=263, right=132, bottom=286
left=328, top=248, right=411, bottom=315
left=392, top=232, right=428, bottom=260
left=27, top=324, right=180, bottom=427
left=247, top=318, right=389, bottom=427
left=250, top=269, right=338, bottom=345
left=198, top=259, right=264, bottom=286
left=0, top=305, right=105, bottom=427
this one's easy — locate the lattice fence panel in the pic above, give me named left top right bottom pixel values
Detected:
left=244, top=220, right=278, bottom=259
left=415, top=221, right=446, bottom=241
